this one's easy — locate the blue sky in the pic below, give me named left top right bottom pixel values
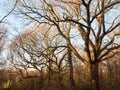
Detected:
left=0, top=0, right=25, bottom=40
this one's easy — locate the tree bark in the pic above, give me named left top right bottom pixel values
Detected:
left=90, top=63, right=100, bottom=90
left=48, top=59, right=52, bottom=85
left=68, top=48, right=76, bottom=90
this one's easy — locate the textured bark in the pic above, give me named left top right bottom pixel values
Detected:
left=68, top=48, right=76, bottom=90
left=48, top=59, right=52, bottom=85
left=90, top=63, right=100, bottom=90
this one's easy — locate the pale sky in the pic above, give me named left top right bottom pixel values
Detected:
left=0, top=0, right=25, bottom=40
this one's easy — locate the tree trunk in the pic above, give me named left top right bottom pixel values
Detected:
left=68, top=48, right=76, bottom=90
left=90, top=63, right=100, bottom=90
left=48, top=59, right=52, bottom=85
left=58, top=69, right=62, bottom=85
left=58, top=70, right=62, bottom=90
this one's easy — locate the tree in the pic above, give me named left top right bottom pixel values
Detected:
left=13, top=0, right=120, bottom=90
left=9, top=29, right=47, bottom=78
left=9, top=26, right=68, bottom=87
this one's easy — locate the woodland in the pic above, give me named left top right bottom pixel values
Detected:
left=0, top=0, right=120, bottom=90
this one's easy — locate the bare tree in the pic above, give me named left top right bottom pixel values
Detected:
left=9, top=26, right=68, bottom=86
left=9, top=29, right=46, bottom=78
left=12, top=0, right=120, bottom=90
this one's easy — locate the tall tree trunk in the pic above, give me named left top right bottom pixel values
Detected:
left=90, top=63, right=100, bottom=90
left=58, top=69, right=62, bottom=90
left=48, top=59, right=52, bottom=85
left=68, top=47, right=76, bottom=90
left=58, top=68, right=62, bottom=85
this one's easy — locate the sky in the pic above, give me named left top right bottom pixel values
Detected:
left=0, top=0, right=25, bottom=64
left=0, top=0, right=26, bottom=40
left=0, top=0, right=120, bottom=43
